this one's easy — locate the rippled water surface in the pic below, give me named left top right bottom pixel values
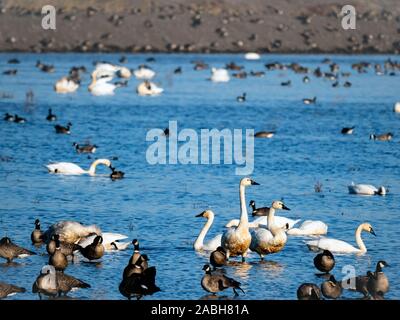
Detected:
left=0, top=53, right=399, bottom=300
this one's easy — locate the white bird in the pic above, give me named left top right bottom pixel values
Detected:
left=43, top=221, right=102, bottom=244
left=225, top=216, right=300, bottom=229
left=193, top=210, right=222, bottom=251
left=54, top=77, right=79, bottom=94
left=393, top=102, right=400, bottom=113
left=287, top=220, right=328, bottom=236
left=221, top=177, right=259, bottom=261
left=78, top=233, right=130, bottom=251
left=244, top=52, right=261, bottom=60
left=306, top=222, right=376, bottom=254
left=134, top=66, right=155, bottom=80
left=94, top=63, right=131, bottom=78
left=348, top=182, right=386, bottom=196
left=249, top=200, right=291, bottom=260
left=88, top=71, right=118, bottom=96
left=136, top=81, right=163, bottom=96
left=46, top=159, right=111, bottom=176
left=210, top=68, right=230, bottom=82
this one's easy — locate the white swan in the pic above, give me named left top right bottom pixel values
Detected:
left=348, top=182, right=386, bottom=196
left=210, top=68, right=230, bottom=82
left=287, top=220, right=328, bottom=236
left=88, top=71, right=118, bottom=96
left=78, top=233, right=130, bottom=251
left=306, top=222, right=376, bottom=254
left=137, top=81, right=163, bottom=96
left=134, top=66, right=155, bottom=80
left=46, top=159, right=111, bottom=176
left=249, top=200, right=291, bottom=260
left=225, top=216, right=300, bottom=229
left=94, top=63, right=131, bottom=79
left=54, top=77, right=79, bottom=93
left=193, top=210, right=222, bottom=251
left=244, top=52, right=261, bottom=60
left=393, top=102, right=400, bottom=113
left=221, top=177, right=259, bottom=261
left=43, top=221, right=102, bottom=244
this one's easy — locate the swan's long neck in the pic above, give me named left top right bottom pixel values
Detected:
left=355, top=225, right=367, bottom=253
left=238, top=184, right=248, bottom=229
left=89, top=72, right=97, bottom=90
left=194, top=214, right=214, bottom=250
left=88, top=159, right=107, bottom=176
left=267, top=207, right=276, bottom=230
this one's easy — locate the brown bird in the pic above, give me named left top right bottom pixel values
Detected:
left=79, top=235, right=105, bottom=260
left=46, top=234, right=80, bottom=259
left=0, top=282, right=26, bottom=299
left=313, top=250, right=335, bottom=273
left=31, top=219, right=44, bottom=244
left=54, top=122, right=72, bottom=134
left=210, top=246, right=227, bottom=269
left=0, top=237, right=36, bottom=263
left=48, top=239, right=68, bottom=272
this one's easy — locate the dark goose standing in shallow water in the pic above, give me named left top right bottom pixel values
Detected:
left=48, top=238, right=68, bottom=272
left=321, top=275, right=342, bottom=299
left=201, top=264, right=244, bottom=295
left=210, top=246, right=227, bottom=270
left=313, top=250, right=335, bottom=273
left=297, top=283, right=321, bottom=300
left=0, top=237, right=36, bottom=263
left=79, top=235, right=105, bottom=261
left=0, top=282, right=26, bottom=299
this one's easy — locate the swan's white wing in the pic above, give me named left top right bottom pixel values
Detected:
left=211, top=69, right=230, bottom=82
left=203, top=234, right=222, bottom=251
left=134, top=68, right=155, bottom=79
left=79, top=232, right=128, bottom=249
left=250, top=228, right=273, bottom=251
left=348, top=184, right=377, bottom=195
left=287, top=220, right=328, bottom=236
left=46, top=162, right=85, bottom=174
left=225, top=219, right=259, bottom=228
left=91, top=83, right=116, bottom=96
left=252, top=216, right=301, bottom=229
left=306, top=238, right=359, bottom=253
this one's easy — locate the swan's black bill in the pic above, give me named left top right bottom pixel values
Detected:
left=251, top=180, right=260, bottom=185
left=196, top=211, right=205, bottom=217
left=370, top=228, right=376, bottom=236
left=282, top=204, right=291, bottom=211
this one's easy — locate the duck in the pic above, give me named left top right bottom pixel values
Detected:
left=393, top=102, right=400, bottom=113
left=4, top=113, right=15, bottom=122
left=54, top=77, right=79, bottom=93
left=370, top=133, right=393, bottom=141
left=174, top=67, right=182, bottom=74
left=244, top=52, right=260, bottom=60
left=136, top=80, right=164, bottom=96
left=46, top=109, right=57, bottom=121
left=297, top=283, right=321, bottom=300
left=54, top=122, right=72, bottom=134
left=343, top=81, right=352, bottom=87
left=46, top=234, right=81, bottom=258
left=194, top=210, right=222, bottom=251
left=0, top=237, right=36, bottom=263
left=201, top=264, right=244, bottom=295
left=8, top=58, right=20, bottom=64
left=72, top=142, right=97, bottom=154
left=0, top=282, right=26, bottom=299
left=249, top=200, right=291, bottom=260
left=313, top=250, right=335, bottom=273
left=287, top=220, right=328, bottom=236
left=341, top=126, right=355, bottom=134
left=134, top=65, right=155, bottom=79
left=210, top=246, right=227, bottom=270
left=14, top=115, right=26, bottom=123
left=46, top=158, right=112, bottom=176
left=43, top=221, right=101, bottom=244
left=348, top=182, right=386, bottom=196
left=210, top=68, right=230, bottom=82
left=254, top=131, right=275, bottom=138
left=236, top=93, right=246, bottom=102
left=321, top=275, right=342, bottom=299
left=306, top=222, right=376, bottom=254
left=110, top=166, right=125, bottom=180
left=88, top=71, right=118, bottom=96
left=123, top=240, right=143, bottom=278
left=48, top=238, right=68, bottom=272
left=221, top=177, right=259, bottom=261
left=123, top=254, right=150, bottom=281
left=367, top=261, right=389, bottom=297
left=79, top=235, right=105, bottom=261
left=250, top=71, right=265, bottom=77
left=303, top=97, right=317, bottom=105
left=78, top=233, right=129, bottom=251
left=31, top=219, right=44, bottom=244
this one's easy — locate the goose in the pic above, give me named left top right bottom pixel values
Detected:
left=72, top=142, right=97, bottom=154
left=332, top=81, right=339, bottom=87
left=3, top=69, right=17, bottom=75
left=343, top=274, right=369, bottom=297
left=201, top=264, right=244, bottom=295
left=14, top=115, right=26, bottom=123
left=210, top=68, right=230, bottom=82
left=303, top=76, right=310, bottom=83
left=134, top=65, right=155, bottom=79
left=46, top=109, right=57, bottom=121
left=94, top=63, right=131, bottom=79
left=54, top=77, right=79, bottom=93
left=43, top=221, right=101, bottom=244
left=313, top=250, right=335, bottom=273
left=287, top=220, right=328, bottom=236
left=221, top=177, right=259, bottom=261
left=367, top=261, right=389, bottom=297
left=56, top=271, right=91, bottom=296
left=174, top=67, right=182, bottom=74
left=36, top=60, right=54, bottom=73
left=321, top=275, right=342, bottom=299
left=249, top=200, right=291, bottom=260
left=393, top=102, right=400, bottom=113
left=249, top=200, right=270, bottom=216
left=244, top=52, right=260, bottom=60
left=250, top=71, right=265, bottom=77
left=123, top=239, right=143, bottom=279
left=88, top=71, right=118, bottom=96
left=110, top=166, right=125, bottom=180
left=297, top=283, right=321, bottom=300
left=46, top=159, right=112, bottom=176
left=341, top=126, right=355, bottom=134
left=281, top=80, right=291, bottom=86
left=344, top=81, right=352, bottom=87
left=54, top=122, right=72, bottom=134
left=210, top=246, right=227, bottom=270
left=348, top=182, right=386, bottom=196
left=49, top=239, right=68, bottom=272
left=4, top=113, right=15, bottom=122
left=194, top=210, right=222, bottom=251
left=370, top=133, right=393, bottom=141
left=32, top=265, right=58, bottom=298
left=47, top=234, right=80, bottom=258
left=31, top=219, right=44, bottom=244
left=123, top=254, right=150, bottom=279
left=227, top=62, right=243, bottom=70
left=79, top=235, right=105, bottom=260
left=254, top=131, right=275, bottom=138
left=306, top=222, right=376, bottom=254
left=78, top=233, right=129, bottom=251
left=303, top=97, right=317, bottom=105
left=8, top=58, right=20, bottom=64
left=236, top=93, right=246, bottom=102
left=136, top=80, right=163, bottom=96
left=0, top=282, right=25, bottom=299
left=0, top=237, right=36, bottom=263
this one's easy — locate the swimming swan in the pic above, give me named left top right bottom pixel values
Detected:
left=225, top=216, right=300, bottom=230
left=210, top=68, right=230, bottom=82
left=43, top=221, right=102, bottom=244
left=78, top=233, right=130, bottom=251
left=94, top=63, right=131, bottom=78
left=287, top=220, right=328, bottom=236
left=46, top=159, right=111, bottom=176
left=88, top=71, right=118, bottom=96
left=221, top=177, right=259, bottom=261
left=249, top=200, right=291, bottom=260
left=193, top=210, right=222, bottom=251
left=134, top=66, right=155, bottom=79
left=306, top=222, right=376, bottom=254
left=348, top=182, right=386, bottom=196
left=136, top=81, right=163, bottom=96
left=54, top=77, right=79, bottom=93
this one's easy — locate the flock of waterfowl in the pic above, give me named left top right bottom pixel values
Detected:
left=1, top=53, right=399, bottom=300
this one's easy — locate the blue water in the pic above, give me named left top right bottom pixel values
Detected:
left=0, top=53, right=399, bottom=300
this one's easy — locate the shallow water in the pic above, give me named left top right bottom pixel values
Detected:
left=0, top=53, right=399, bottom=300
